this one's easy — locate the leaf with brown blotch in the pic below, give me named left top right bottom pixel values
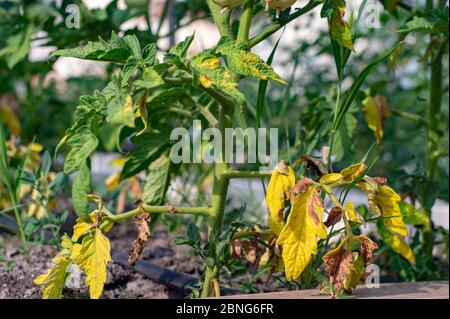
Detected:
left=241, top=240, right=258, bottom=264
left=357, top=235, right=379, bottom=266
left=289, top=177, right=313, bottom=203
left=322, top=240, right=353, bottom=291
left=299, top=155, right=326, bottom=177
left=325, top=207, right=342, bottom=227
left=128, top=212, right=151, bottom=265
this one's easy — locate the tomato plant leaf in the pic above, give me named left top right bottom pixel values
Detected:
left=63, top=130, right=99, bottom=175
left=75, top=229, right=111, bottom=299
left=142, top=155, right=171, bottom=205
left=72, top=161, right=91, bottom=220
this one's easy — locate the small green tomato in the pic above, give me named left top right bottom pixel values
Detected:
left=212, top=0, right=245, bottom=14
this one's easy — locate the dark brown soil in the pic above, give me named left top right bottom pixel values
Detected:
left=0, top=222, right=202, bottom=299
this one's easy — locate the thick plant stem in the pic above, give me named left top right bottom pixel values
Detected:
left=237, top=0, right=254, bottom=43
left=207, top=0, right=232, bottom=38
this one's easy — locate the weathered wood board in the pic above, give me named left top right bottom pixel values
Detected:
left=220, top=281, right=449, bottom=299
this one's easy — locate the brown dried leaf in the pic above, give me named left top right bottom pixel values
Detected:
left=299, top=155, right=326, bottom=177
left=241, top=240, right=258, bottom=264
left=289, top=177, right=313, bottom=203
left=325, top=207, right=343, bottom=227
left=322, top=241, right=353, bottom=291
left=358, top=236, right=379, bottom=266
left=373, top=176, right=387, bottom=185
left=128, top=212, right=151, bottom=265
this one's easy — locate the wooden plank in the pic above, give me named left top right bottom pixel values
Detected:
left=219, top=281, right=449, bottom=299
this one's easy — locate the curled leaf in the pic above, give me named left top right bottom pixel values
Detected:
left=299, top=155, right=326, bottom=177
left=128, top=212, right=151, bottom=266
left=325, top=207, right=342, bottom=227
left=340, top=163, right=367, bottom=183
left=346, top=201, right=364, bottom=224
left=357, top=235, right=379, bottom=266
left=320, top=173, right=344, bottom=185
left=322, top=239, right=353, bottom=292
left=362, top=96, right=389, bottom=145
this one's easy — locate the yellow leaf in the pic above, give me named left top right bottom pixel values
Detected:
left=0, top=104, right=21, bottom=135
left=362, top=96, right=388, bottom=145
left=75, top=229, right=111, bottom=299
left=346, top=201, right=363, bottom=224
left=320, top=173, right=344, bottom=185
left=34, top=253, right=72, bottom=299
left=266, top=160, right=295, bottom=235
left=105, top=172, right=121, bottom=192
left=277, top=184, right=326, bottom=280
left=379, top=222, right=415, bottom=264
left=376, top=185, right=407, bottom=237
left=340, top=163, right=366, bottom=183
left=72, top=218, right=93, bottom=242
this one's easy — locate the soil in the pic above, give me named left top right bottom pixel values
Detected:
left=0, top=222, right=202, bottom=299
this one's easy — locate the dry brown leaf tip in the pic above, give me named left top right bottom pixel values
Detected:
left=322, top=241, right=353, bottom=292
left=128, top=212, right=151, bottom=266
left=289, top=177, right=313, bottom=202
left=358, top=236, right=379, bottom=266
left=325, top=207, right=343, bottom=227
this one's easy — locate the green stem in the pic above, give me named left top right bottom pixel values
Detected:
left=327, top=82, right=342, bottom=172
left=237, top=0, right=254, bottom=43
left=248, top=0, right=321, bottom=48
left=207, top=0, right=232, bottom=38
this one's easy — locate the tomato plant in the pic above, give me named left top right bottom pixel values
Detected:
left=0, top=0, right=447, bottom=300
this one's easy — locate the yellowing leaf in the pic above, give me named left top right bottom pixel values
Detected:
left=320, top=173, right=343, bottom=185
left=34, top=253, right=72, bottom=299
left=343, top=253, right=365, bottom=292
left=0, top=104, right=21, bottom=135
left=346, top=201, right=363, bottom=224
left=105, top=171, right=121, bottom=192
left=266, top=160, right=296, bottom=235
left=75, top=229, right=111, bottom=299
left=378, top=221, right=415, bottom=264
left=277, top=183, right=326, bottom=280
left=72, top=218, right=93, bottom=242
left=376, top=185, right=408, bottom=237
left=362, top=96, right=389, bottom=145
left=328, top=0, right=354, bottom=51
left=340, top=163, right=366, bottom=183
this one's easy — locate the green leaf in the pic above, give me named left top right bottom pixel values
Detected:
left=215, top=37, right=287, bottom=84
left=49, top=31, right=136, bottom=64
left=400, top=203, right=430, bottom=225
left=106, top=95, right=135, bottom=128
left=257, top=31, right=284, bottom=127
left=333, top=113, right=357, bottom=162
left=120, top=127, right=171, bottom=180
left=134, top=67, right=164, bottom=90
left=168, top=34, right=194, bottom=58
left=143, top=43, right=157, bottom=66
left=0, top=24, right=34, bottom=69
left=328, top=0, right=353, bottom=51
left=321, top=0, right=333, bottom=18
left=187, top=223, right=201, bottom=243
left=333, top=42, right=403, bottom=132
left=142, top=156, right=171, bottom=205
left=397, top=12, right=448, bottom=35
left=64, top=130, right=99, bottom=175
left=72, top=161, right=91, bottom=220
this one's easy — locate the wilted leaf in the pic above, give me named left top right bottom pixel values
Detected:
left=325, top=207, right=342, bottom=227
left=299, top=155, right=326, bottom=177
left=322, top=239, right=353, bottom=292
left=362, top=95, right=389, bottom=145
left=277, top=180, right=327, bottom=280
left=340, top=163, right=367, bottom=183
left=343, top=253, right=365, bottom=292
left=128, top=212, right=151, bottom=265
left=72, top=218, right=93, bottom=242
left=320, top=173, right=344, bottom=185
left=266, top=160, right=296, bottom=235
left=357, top=235, right=379, bottom=266
left=376, top=185, right=408, bottom=237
